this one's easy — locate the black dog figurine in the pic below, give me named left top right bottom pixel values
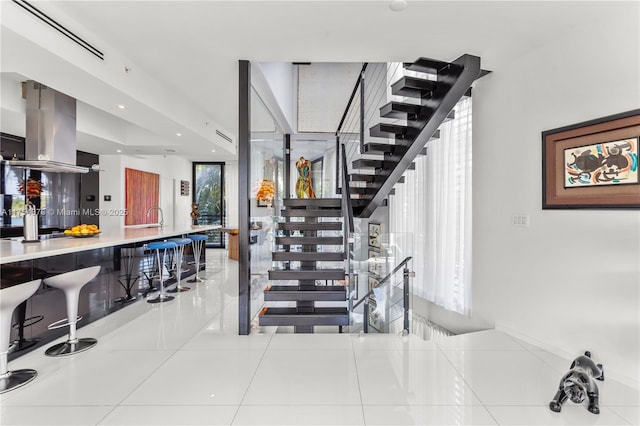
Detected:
left=549, top=351, right=604, bottom=414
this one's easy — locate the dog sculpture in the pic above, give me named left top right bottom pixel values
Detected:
left=549, top=351, right=604, bottom=414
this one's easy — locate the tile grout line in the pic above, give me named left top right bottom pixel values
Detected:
left=229, top=333, right=274, bottom=425
left=349, top=335, right=367, bottom=425
left=433, top=344, right=501, bottom=425
left=94, top=273, right=224, bottom=424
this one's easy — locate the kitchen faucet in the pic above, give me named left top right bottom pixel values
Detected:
left=146, top=206, right=164, bottom=227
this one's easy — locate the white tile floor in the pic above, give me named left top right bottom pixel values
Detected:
left=1, top=249, right=638, bottom=425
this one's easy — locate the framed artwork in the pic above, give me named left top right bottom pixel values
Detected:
left=368, top=249, right=379, bottom=274
left=256, top=198, right=269, bottom=208
left=542, top=110, right=640, bottom=209
left=124, top=168, right=159, bottom=225
left=368, top=222, right=382, bottom=249
left=368, top=274, right=380, bottom=291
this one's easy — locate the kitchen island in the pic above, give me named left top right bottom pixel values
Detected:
left=0, top=224, right=219, bottom=265
left=0, top=224, right=220, bottom=359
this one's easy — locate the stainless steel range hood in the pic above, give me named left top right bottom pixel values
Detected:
left=5, top=81, right=89, bottom=173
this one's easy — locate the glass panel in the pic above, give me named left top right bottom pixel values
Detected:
left=249, top=88, right=285, bottom=321
left=348, top=226, right=414, bottom=334
left=193, top=163, right=224, bottom=247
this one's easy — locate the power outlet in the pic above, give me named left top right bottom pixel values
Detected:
left=511, top=214, right=530, bottom=227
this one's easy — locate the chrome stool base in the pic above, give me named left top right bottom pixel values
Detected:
left=0, top=369, right=37, bottom=394
left=45, top=338, right=97, bottom=357
left=147, top=294, right=175, bottom=304
left=9, top=338, right=39, bottom=354
left=187, top=276, right=203, bottom=283
left=167, top=285, right=190, bottom=293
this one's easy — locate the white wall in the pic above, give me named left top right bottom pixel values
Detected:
left=464, top=9, right=639, bottom=385
left=99, top=155, right=193, bottom=230
left=258, top=62, right=295, bottom=131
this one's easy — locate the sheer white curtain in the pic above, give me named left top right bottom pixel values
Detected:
left=390, top=97, right=472, bottom=314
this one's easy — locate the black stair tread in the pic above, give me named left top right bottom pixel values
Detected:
left=269, top=268, right=346, bottom=280
left=275, top=236, right=343, bottom=245
left=264, top=285, right=347, bottom=302
left=379, top=101, right=423, bottom=119
left=259, top=307, right=349, bottom=326
left=266, top=285, right=347, bottom=292
left=369, top=123, right=411, bottom=139
left=349, top=186, right=378, bottom=194
left=280, top=209, right=342, bottom=218
left=277, top=222, right=342, bottom=231
left=260, top=307, right=348, bottom=315
left=272, top=252, right=345, bottom=261
left=352, top=159, right=385, bottom=169
left=391, top=76, right=437, bottom=98
left=398, top=176, right=405, bottom=184
left=284, top=198, right=341, bottom=207
left=362, top=142, right=410, bottom=155
left=350, top=173, right=379, bottom=183
left=404, top=57, right=450, bottom=75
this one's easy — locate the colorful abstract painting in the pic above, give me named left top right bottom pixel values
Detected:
left=125, top=168, right=160, bottom=225
left=564, top=138, right=638, bottom=188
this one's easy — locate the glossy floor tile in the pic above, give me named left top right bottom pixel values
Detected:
left=485, top=405, right=631, bottom=425
left=232, top=405, right=365, bottom=425
left=1, top=249, right=637, bottom=426
left=362, top=405, right=497, bottom=425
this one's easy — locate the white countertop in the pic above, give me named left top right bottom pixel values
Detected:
left=0, top=225, right=220, bottom=265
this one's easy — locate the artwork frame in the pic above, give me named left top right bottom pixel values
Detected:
left=542, top=109, right=640, bottom=209
left=256, top=198, right=269, bottom=208
left=368, top=222, right=382, bottom=249
left=368, top=249, right=379, bottom=274
left=368, top=274, right=380, bottom=291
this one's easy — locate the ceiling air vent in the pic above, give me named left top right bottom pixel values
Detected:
left=12, top=0, right=104, bottom=61
left=216, top=130, right=233, bottom=143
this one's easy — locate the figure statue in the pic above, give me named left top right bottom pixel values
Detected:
left=549, top=351, right=604, bottom=414
left=190, top=203, right=201, bottom=225
left=295, top=156, right=316, bottom=199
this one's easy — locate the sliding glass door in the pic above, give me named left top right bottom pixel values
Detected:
left=193, top=162, right=225, bottom=247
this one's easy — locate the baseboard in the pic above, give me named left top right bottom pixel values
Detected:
left=495, top=323, right=640, bottom=390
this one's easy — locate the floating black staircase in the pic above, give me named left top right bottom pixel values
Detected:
left=260, top=198, right=348, bottom=333
left=346, top=54, right=483, bottom=218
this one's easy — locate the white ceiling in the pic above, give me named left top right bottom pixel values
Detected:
left=0, top=0, right=628, bottom=162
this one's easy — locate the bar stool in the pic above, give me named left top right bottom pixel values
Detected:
left=0, top=279, right=41, bottom=393
left=187, top=234, right=207, bottom=283
left=44, top=266, right=101, bottom=357
left=147, top=241, right=177, bottom=303
left=167, top=238, right=192, bottom=293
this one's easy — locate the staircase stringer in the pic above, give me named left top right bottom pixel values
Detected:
left=357, top=54, right=481, bottom=218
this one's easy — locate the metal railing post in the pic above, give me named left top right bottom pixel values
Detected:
left=359, top=69, right=365, bottom=153
left=363, top=300, right=369, bottom=333
left=403, top=266, right=410, bottom=333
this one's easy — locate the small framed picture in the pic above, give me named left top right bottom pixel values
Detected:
left=368, top=274, right=380, bottom=291
left=368, top=222, right=382, bottom=249
left=368, top=249, right=379, bottom=274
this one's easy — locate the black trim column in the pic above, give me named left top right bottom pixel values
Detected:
left=238, top=60, right=251, bottom=335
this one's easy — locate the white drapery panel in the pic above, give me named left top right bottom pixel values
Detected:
left=389, top=97, right=472, bottom=315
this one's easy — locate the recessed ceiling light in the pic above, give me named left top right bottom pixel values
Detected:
left=116, top=104, right=126, bottom=109
left=211, top=149, right=216, bottom=153
left=116, top=149, right=122, bottom=153
left=389, top=0, right=408, bottom=11
left=176, top=132, right=182, bottom=137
